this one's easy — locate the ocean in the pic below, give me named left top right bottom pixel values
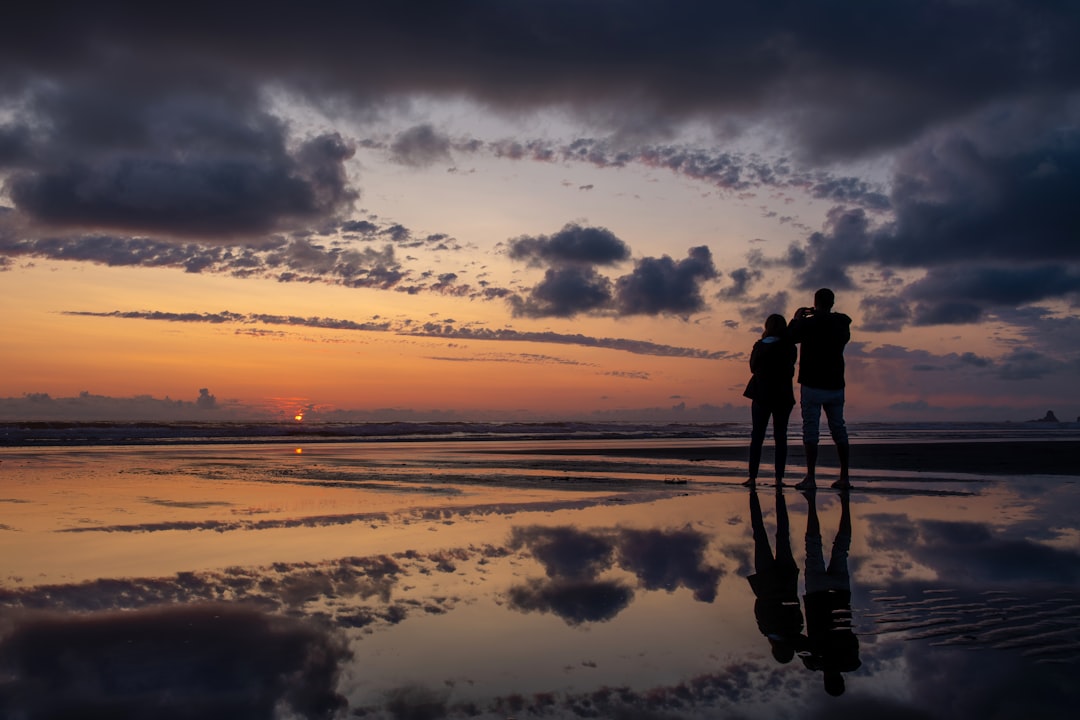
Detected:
left=3, top=418, right=1077, bottom=446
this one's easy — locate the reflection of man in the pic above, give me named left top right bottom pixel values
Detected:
left=789, top=288, right=851, bottom=491
left=800, top=489, right=860, bottom=696
left=746, top=486, right=803, bottom=664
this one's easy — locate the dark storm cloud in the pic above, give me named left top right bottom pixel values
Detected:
left=878, top=130, right=1080, bottom=268
left=772, top=121, right=1080, bottom=326
left=717, top=267, right=762, bottom=300
left=389, top=124, right=453, bottom=167
left=906, top=264, right=1080, bottom=310
left=509, top=266, right=614, bottom=318
left=0, top=52, right=362, bottom=241
left=857, top=262, right=1080, bottom=330
left=788, top=206, right=875, bottom=291
left=0, top=604, right=350, bottom=719
left=858, top=294, right=913, bottom=332
left=505, top=225, right=718, bottom=319
left=1, top=69, right=358, bottom=238
left=341, top=219, right=379, bottom=235
left=614, top=246, right=719, bottom=317
left=507, top=223, right=631, bottom=267
left=0, top=124, right=34, bottom=165
left=911, top=300, right=984, bottom=326
left=8, top=1, right=1073, bottom=164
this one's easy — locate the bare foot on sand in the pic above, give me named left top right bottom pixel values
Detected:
left=794, top=477, right=816, bottom=491
left=741, top=478, right=756, bottom=488
left=831, top=478, right=851, bottom=490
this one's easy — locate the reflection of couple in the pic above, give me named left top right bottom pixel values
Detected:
left=746, top=486, right=860, bottom=695
left=742, top=288, right=851, bottom=491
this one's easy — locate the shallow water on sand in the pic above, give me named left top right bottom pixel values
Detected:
left=1, top=439, right=1078, bottom=718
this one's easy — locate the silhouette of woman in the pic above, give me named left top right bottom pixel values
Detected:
left=742, top=314, right=797, bottom=488
left=746, top=484, right=804, bottom=664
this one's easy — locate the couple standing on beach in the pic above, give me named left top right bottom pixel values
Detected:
left=742, top=288, right=851, bottom=491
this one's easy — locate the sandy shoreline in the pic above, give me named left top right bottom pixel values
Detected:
left=524, top=439, right=1080, bottom=476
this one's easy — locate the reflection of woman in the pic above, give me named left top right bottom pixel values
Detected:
left=746, top=486, right=803, bottom=664
left=742, top=314, right=797, bottom=488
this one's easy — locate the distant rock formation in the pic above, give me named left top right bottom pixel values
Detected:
left=1030, top=410, right=1060, bottom=423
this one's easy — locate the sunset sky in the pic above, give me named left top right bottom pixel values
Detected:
left=2, top=1, right=1078, bottom=423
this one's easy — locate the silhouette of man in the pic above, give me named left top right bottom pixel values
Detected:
left=800, top=489, right=860, bottom=696
left=789, top=288, right=851, bottom=491
left=745, top=485, right=803, bottom=664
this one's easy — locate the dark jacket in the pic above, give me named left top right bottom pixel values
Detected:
left=801, top=589, right=861, bottom=673
left=743, top=336, right=797, bottom=409
left=789, top=312, right=851, bottom=390
left=748, top=564, right=803, bottom=639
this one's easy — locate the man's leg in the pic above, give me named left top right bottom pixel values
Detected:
left=797, top=443, right=819, bottom=491
left=796, top=387, right=821, bottom=491
left=823, top=390, right=850, bottom=489
left=834, top=443, right=850, bottom=489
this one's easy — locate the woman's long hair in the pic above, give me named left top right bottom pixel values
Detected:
left=763, top=313, right=787, bottom=339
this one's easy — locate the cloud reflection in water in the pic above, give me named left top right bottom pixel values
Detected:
left=0, top=603, right=350, bottom=719
left=506, top=525, right=724, bottom=625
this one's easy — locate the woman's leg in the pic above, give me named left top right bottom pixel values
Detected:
left=772, top=405, right=792, bottom=486
left=746, top=401, right=770, bottom=485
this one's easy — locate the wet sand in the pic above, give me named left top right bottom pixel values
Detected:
left=534, top=439, right=1080, bottom=476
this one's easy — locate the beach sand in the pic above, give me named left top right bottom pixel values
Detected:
left=1, top=435, right=1078, bottom=718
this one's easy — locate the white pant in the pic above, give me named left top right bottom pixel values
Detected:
left=800, top=386, right=848, bottom=445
